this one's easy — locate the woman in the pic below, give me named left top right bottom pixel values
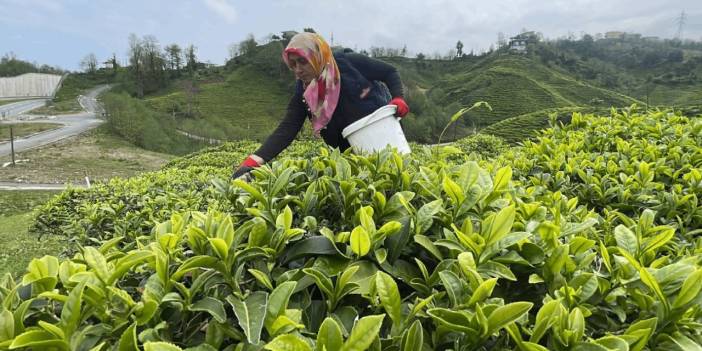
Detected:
left=232, top=32, right=409, bottom=179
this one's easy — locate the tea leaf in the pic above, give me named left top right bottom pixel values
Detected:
left=350, top=227, right=371, bottom=257
left=340, top=314, right=385, bottom=351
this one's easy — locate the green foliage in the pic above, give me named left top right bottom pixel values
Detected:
left=0, top=55, right=63, bottom=77
left=111, top=39, right=658, bottom=147
left=504, top=106, right=702, bottom=233
left=0, top=123, right=61, bottom=143
left=388, top=54, right=642, bottom=143
left=0, top=212, right=66, bottom=278
left=145, top=65, right=291, bottom=142
left=0, top=191, right=58, bottom=217
left=531, top=35, right=702, bottom=107
left=478, top=107, right=595, bottom=144
left=52, top=74, right=104, bottom=104
left=453, top=133, right=509, bottom=159
left=3, top=108, right=702, bottom=349
left=102, top=91, right=210, bottom=155
left=438, top=101, right=492, bottom=144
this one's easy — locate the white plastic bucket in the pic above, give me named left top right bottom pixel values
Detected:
left=341, top=105, right=411, bottom=154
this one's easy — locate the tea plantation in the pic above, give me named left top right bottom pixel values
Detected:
left=1, top=107, right=701, bottom=350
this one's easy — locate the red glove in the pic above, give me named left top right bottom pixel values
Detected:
left=389, top=97, right=409, bottom=118
left=241, top=156, right=261, bottom=168
left=232, top=155, right=262, bottom=180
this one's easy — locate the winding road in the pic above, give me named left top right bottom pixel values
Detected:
left=0, top=99, right=50, bottom=119
left=0, top=182, right=84, bottom=190
left=0, top=85, right=110, bottom=157
left=1, top=85, right=110, bottom=190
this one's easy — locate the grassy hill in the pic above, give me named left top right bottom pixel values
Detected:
left=478, top=107, right=593, bottom=144
left=530, top=36, right=702, bottom=108
left=91, top=36, right=701, bottom=153
left=139, top=47, right=642, bottom=146
left=643, top=83, right=702, bottom=107
left=428, top=55, right=640, bottom=127
left=145, top=66, right=291, bottom=142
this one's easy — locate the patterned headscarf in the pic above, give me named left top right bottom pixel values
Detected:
left=283, top=33, right=341, bottom=136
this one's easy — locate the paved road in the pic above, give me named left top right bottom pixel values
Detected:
left=0, top=85, right=110, bottom=157
left=0, top=99, right=50, bottom=120
left=0, top=181, right=86, bottom=190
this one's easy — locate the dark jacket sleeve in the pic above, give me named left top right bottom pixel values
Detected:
left=254, top=90, right=307, bottom=162
left=344, top=53, right=404, bottom=98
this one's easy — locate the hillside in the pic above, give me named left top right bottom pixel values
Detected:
left=87, top=34, right=702, bottom=153
left=423, top=55, right=639, bottom=127
left=145, top=66, right=292, bottom=142
left=530, top=36, right=702, bottom=107
left=138, top=43, right=642, bottom=146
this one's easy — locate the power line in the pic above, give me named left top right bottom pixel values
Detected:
left=675, top=10, right=687, bottom=40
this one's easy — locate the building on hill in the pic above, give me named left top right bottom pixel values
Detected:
left=509, top=31, right=538, bottom=54
left=605, top=31, right=625, bottom=39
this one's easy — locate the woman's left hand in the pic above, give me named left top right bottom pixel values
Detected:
left=389, top=97, right=409, bottom=118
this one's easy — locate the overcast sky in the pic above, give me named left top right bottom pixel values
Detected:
left=1, top=0, right=700, bottom=71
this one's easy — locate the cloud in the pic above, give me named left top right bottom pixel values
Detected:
left=2, top=0, right=63, bottom=14
left=203, top=0, right=238, bottom=24
left=2, top=0, right=701, bottom=70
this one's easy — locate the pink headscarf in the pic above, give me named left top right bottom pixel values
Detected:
left=283, top=33, right=341, bottom=136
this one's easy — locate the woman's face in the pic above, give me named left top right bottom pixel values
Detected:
left=287, top=53, right=315, bottom=84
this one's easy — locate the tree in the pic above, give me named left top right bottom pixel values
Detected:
left=239, top=34, right=258, bottom=56
left=303, top=27, right=316, bottom=33
left=3, top=52, right=17, bottom=61
left=281, top=31, right=297, bottom=43
left=445, top=49, right=457, bottom=60
left=80, top=53, right=98, bottom=74
left=497, top=32, right=506, bottom=48
left=183, top=79, right=200, bottom=118
left=455, top=41, right=464, bottom=58
left=0, top=52, right=64, bottom=76
left=185, top=44, right=197, bottom=75
left=127, top=33, right=144, bottom=97
left=227, top=43, right=240, bottom=60
left=415, top=52, right=426, bottom=69
left=106, top=53, right=119, bottom=78
left=141, top=35, right=166, bottom=93
left=164, top=44, right=183, bottom=71
left=400, top=45, right=407, bottom=57
left=667, top=49, right=684, bottom=63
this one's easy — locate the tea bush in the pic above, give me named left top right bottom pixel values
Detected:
left=1, top=108, right=701, bottom=350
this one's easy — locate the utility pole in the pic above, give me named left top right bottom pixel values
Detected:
left=10, top=125, right=16, bottom=166
left=675, top=10, right=686, bottom=41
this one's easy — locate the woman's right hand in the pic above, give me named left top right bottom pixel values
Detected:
left=231, top=165, right=254, bottom=181
left=231, top=155, right=263, bottom=181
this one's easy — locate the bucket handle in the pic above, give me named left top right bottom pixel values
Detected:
left=354, top=105, right=399, bottom=130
